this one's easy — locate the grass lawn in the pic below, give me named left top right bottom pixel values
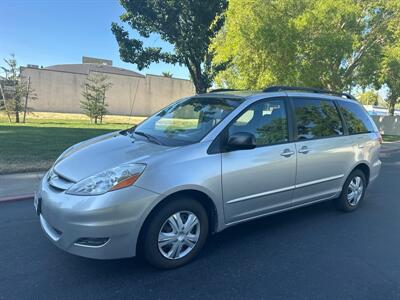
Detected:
left=0, top=112, right=146, bottom=174
left=382, top=135, right=400, bottom=142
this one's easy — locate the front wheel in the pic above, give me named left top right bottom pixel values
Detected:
left=142, top=197, right=209, bottom=269
left=334, top=169, right=366, bottom=212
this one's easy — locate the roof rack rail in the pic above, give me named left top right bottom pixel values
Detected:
left=208, top=88, right=243, bottom=93
left=263, top=86, right=356, bottom=100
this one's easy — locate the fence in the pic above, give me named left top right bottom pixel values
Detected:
left=372, top=115, right=400, bottom=136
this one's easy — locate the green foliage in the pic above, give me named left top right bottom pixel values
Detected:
left=1, top=54, right=37, bottom=123
left=213, top=0, right=400, bottom=92
left=379, top=45, right=400, bottom=115
left=161, top=71, right=173, bottom=78
left=357, top=91, right=380, bottom=106
left=112, top=0, right=228, bottom=93
left=80, top=74, right=112, bottom=124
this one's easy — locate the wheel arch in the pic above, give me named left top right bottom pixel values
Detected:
left=349, top=162, right=371, bottom=186
left=136, top=189, right=219, bottom=255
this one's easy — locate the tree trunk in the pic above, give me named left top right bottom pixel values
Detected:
left=23, top=76, right=30, bottom=123
left=186, top=59, right=208, bottom=94
left=194, top=78, right=208, bottom=94
left=15, top=100, right=19, bottom=123
left=389, top=101, right=395, bottom=116
left=388, top=94, right=398, bottom=116
left=0, top=83, right=12, bottom=123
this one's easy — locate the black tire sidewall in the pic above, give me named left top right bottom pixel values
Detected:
left=337, top=170, right=367, bottom=211
left=143, top=197, right=209, bottom=269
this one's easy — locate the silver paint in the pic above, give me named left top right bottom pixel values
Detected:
left=36, top=91, right=381, bottom=259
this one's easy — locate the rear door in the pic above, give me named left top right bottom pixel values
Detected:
left=221, top=97, right=297, bottom=224
left=291, top=97, right=354, bottom=206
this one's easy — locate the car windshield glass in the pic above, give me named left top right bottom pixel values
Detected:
left=134, top=96, right=244, bottom=146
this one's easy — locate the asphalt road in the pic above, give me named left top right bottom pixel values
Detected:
left=1, top=143, right=399, bottom=300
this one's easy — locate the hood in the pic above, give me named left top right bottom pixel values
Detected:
left=53, top=132, right=171, bottom=182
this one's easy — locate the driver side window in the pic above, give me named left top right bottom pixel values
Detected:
left=229, top=99, right=289, bottom=146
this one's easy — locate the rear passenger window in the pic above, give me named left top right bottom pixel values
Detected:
left=293, top=99, right=344, bottom=140
left=338, top=101, right=374, bottom=134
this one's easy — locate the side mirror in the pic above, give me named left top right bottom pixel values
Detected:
left=227, top=132, right=256, bottom=150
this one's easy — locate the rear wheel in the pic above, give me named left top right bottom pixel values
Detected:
left=142, top=196, right=209, bottom=269
left=334, top=169, right=366, bottom=212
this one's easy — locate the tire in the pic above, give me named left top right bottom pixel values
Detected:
left=142, top=196, right=209, bottom=269
left=334, top=169, right=367, bottom=212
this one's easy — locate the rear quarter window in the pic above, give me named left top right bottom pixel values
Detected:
left=338, top=101, right=375, bottom=134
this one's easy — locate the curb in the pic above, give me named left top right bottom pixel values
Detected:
left=0, top=194, right=34, bottom=203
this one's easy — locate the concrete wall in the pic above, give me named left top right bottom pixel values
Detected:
left=22, top=67, right=195, bottom=116
left=372, top=115, right=400, bottom=136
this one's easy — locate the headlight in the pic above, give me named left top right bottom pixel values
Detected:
left=66, top=163, right=146, bottom=196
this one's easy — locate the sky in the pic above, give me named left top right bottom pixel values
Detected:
left=0, top=0, right=190, bottom=79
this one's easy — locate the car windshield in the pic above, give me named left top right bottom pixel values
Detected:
left=133, top=96, right=244, bottom=146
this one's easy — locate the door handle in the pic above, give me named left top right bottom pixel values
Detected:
left=280, top=149, right=295, bottom=157
left=298, top=146, right=310, bottom=154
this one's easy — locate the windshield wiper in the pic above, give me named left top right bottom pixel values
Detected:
left=134, top=131, right=163, bottom=145
left=119, top=125, right=137, bottom=136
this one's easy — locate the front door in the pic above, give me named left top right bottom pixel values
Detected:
left=222, top=98, right=297, bottom=224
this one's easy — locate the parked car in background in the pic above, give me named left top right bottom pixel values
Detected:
left=35, top=86, right=381, bottom=269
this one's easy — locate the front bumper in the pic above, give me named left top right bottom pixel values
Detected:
left=36, top=176, right=160, bottom=259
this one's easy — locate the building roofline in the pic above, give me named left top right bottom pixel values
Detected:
left=21, top=65, right=145, bottom=78
left=146, top=73, right=192, bottom=82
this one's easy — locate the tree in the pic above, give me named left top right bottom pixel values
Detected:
left=212, top=0, right=400, bottom=91
left=162, top=71, right=173, bottom=78
left=357, top=90, right=380, bottom=106
left=80, top=74, right=112, bottom=124
left=111, top=0, right=228, bottom=94
left=377, top=1, right=400, bottom=115
left=1, top=54, right=37, bottom=123
left=379, top=47, right=400, bottom=115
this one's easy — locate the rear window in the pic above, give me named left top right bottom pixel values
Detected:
left=338, top=101, right=375, bottom=134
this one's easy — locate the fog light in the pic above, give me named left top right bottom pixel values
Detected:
left=74, top=237, right=109, bottom=247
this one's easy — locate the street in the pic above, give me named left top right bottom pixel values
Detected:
left=1, top=143, right=399, bottom=299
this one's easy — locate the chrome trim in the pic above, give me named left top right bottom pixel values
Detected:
left=73, top=239, right=110, bottom=249
left=280, top=149, right=295, bottom=157
left=226, top=174, right=344, bottom=205
left=295, top=174, right=344, bottom=189
left=226, top=194, right=337, bottom=226
left=227, top=185, right=295, bottom=204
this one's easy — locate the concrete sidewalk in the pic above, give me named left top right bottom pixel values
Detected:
left=0, top=172, right=45, bottom=201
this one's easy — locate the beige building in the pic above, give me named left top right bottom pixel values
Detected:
left=21, top=57, right=195, bottom=116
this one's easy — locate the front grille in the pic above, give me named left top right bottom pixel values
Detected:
left=48, top=169, right=75, bottom=191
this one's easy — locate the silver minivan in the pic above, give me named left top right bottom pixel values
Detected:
left=35, top=86, right=381, bottom=269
